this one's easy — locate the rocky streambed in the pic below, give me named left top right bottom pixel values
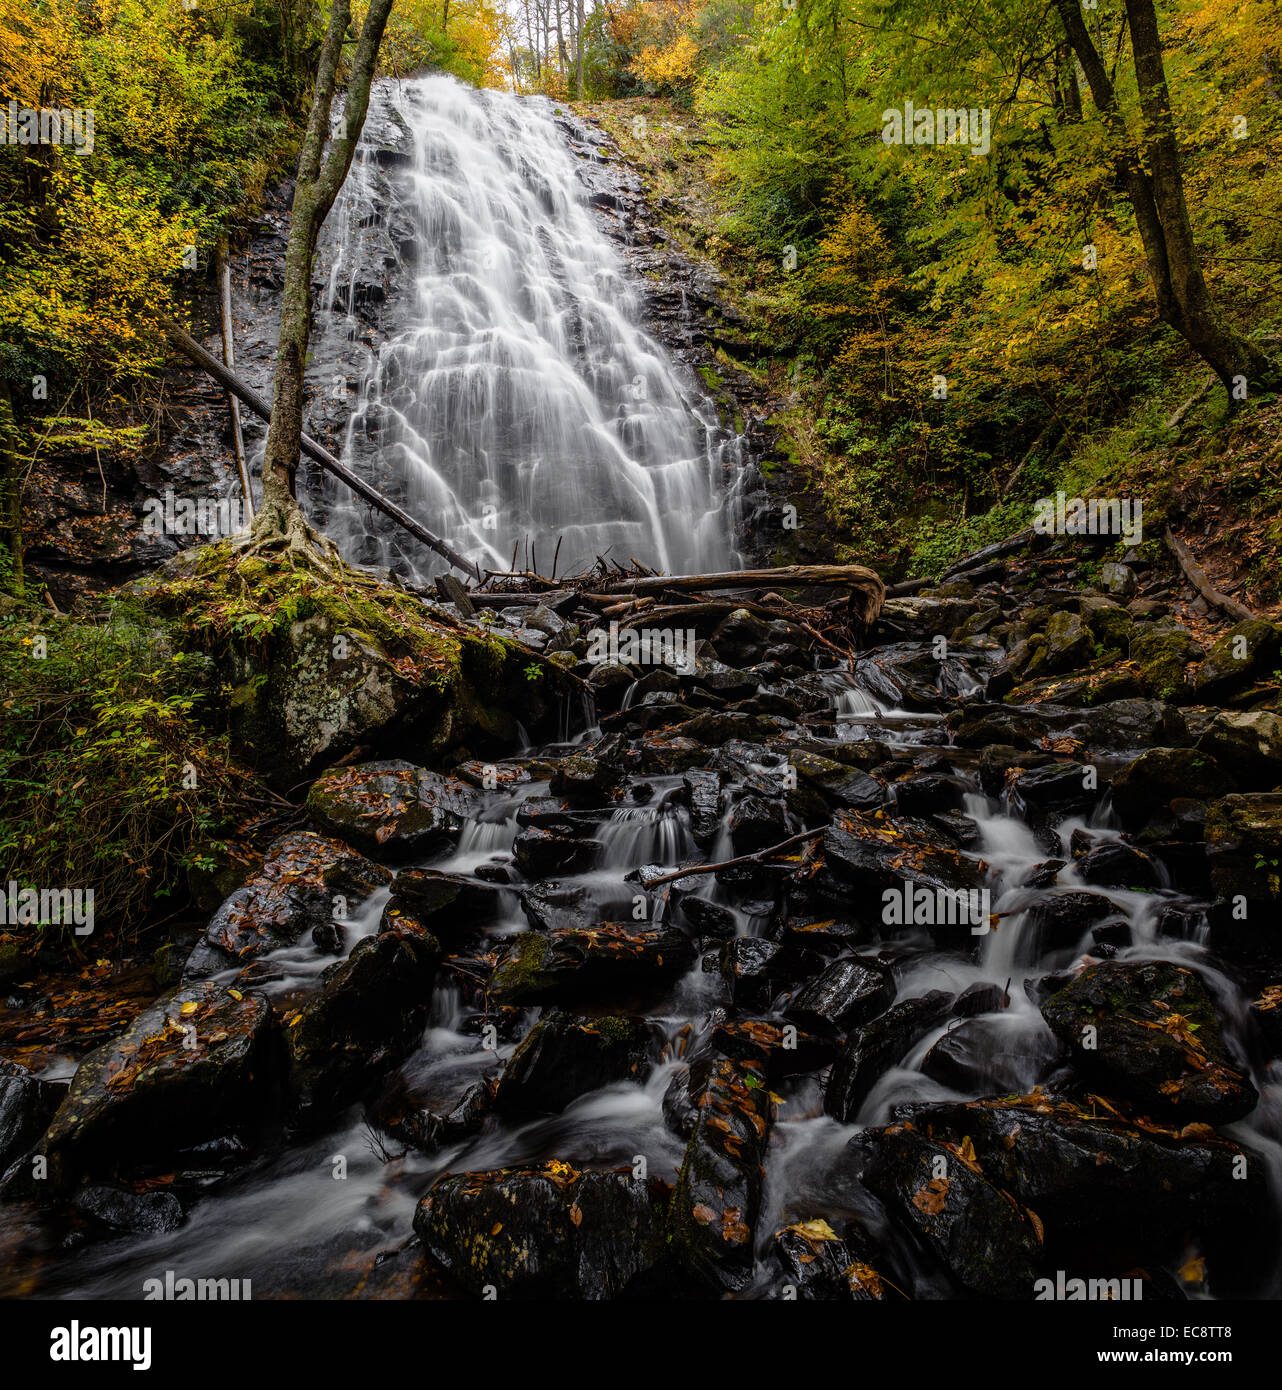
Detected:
left=2, top=533, right=1280, bottom=1301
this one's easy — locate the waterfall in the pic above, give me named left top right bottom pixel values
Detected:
left=308, top=75, right=742, bottom=581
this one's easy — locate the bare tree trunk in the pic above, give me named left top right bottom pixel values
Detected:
left=0, top=381, right=23, bottom=594
left=575, top=0, right=585, bottom=98
left=257, top=0, right=397, bottom=546
left=1053, top=0, right=1274, bottom=396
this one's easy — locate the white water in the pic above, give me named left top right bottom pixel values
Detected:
left=315, top=75, right=741, bottom=580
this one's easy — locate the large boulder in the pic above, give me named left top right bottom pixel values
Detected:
left=283, top=927, right=440, bottom=1123
left=495, top=1011, right=659, bottom=1116
left=416, top=1164, right=666, bottom=1299
left=851, top=1121, right=1043, bottom=1298
left=1196, top=711, right=1282, bottom=788
left=184, top=831, right=390, bottom=979
left=1040, top=960, right=1257, bottom=1123
left=890, top=1097, right=1272, bottom=1283
left=1110, top=747, right=1233, bottom=828
left=40, top=982, right=276, bottom=1187
left=825, top=991, right=954, bottom=1123
left=668, top=1058, right=774, bottom=1293
left=784, top=957, right=896, bottom=1036
left=0, top=1060, right=61, bottom=1175
left=489, top=924, right=696, bottom=1005
left=1194, top=619, right=1282, bottom=700
left=305, top=759, right=476, bottom=858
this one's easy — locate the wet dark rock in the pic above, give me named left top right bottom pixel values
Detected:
left=1076, top=841, right=1161, bottom=890
left=679, top=895, right=736, bottom=939
left=789, top=749, right=888, bottom=812
left=40, top=982, right=275, bottom=1188
left=929, top=809, right=981, bottom=847
left=284, top=928, right=441, bottom=1124
left=892, top=1098, right=1272, bottom=1281
left=1091, top=918, right=1132, bottom=948
left=495, top=1010, right=659, bottom=1115
left=668, top=1058, right=773, bottom=1293
left=370, top=1078, right=494, bottom=1155
left=184, top=830, right=391, bottom=979
left=954, top=981, right=1008, bottom=1017
left=726, top=791, right=788, bottom=854
left=784, top=957, right=895, bottom=1036
left=1194, top=710, right=1282, bottom=788
left=519, top=881, right=597, bottom=933
left=770, top=1221, right=906, bottom=1301
left=1021, top=859, right=1065, bottom=889
left=1024, top=890, right=1123, bottom=953
left=72, top=1184, right=185, bottom=1235
left=1041, top=960, right=1257, bottom=1123
left=825, top=991, right=954, bottom=1123
left=891, top=773, right=966, bottom=816
left=851, top=1122, right=1043, bottom=1297
left=0, top=1059, right=61, bottom=1174
left=707, top=1017, right=836, bottom=1076
left=383, top=868, right=509, bottom=941
left=820, top=810, right=987, bottom=901
left=1205, top=793, right=1282, bottom=923
left=1194, top=619, right=1282, bottom=699
left=416, top=1165, right=666, bottom=1299
left=549, top=747, right=626, bottom=800
left=489, top=924, right=696, bottom=1005
left=712, top=938, right=784, bottom=1010
left=1012, top=763, right=1096, bottom=822
left=710, top=610, right=774, bottom=667
left=305, top=760, right=476, bottom=858
left=1110, top=748, right=1233, bottom=829
left=979, top=744, right=1050, bottom=796
left=681, top=769, right=723, bottom=846
left=513, top=826, right=602, bottom=878
left=921, top=1017, right=1060, bottom=1094
left=676, top=710, right=781, bottom=744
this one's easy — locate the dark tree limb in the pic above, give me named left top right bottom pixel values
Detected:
left=644, top=828, right=825, bottom=888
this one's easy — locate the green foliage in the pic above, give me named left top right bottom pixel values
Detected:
left=0, top=594, right=258, bottom=942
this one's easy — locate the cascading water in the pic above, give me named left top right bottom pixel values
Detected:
left=310, top=75, right=742, bottom=581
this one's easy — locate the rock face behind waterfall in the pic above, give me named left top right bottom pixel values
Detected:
left=310, top=75, right=749, bottom=582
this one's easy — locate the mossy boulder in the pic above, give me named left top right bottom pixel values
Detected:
left=1129, top=622, right=1200, bottom=702
left=416, top=1164, right=667, bottom=1299
left=1110, top=747, right=1233, bottom=827
left=1195, top=711, right=1282, bottom=787
left=1023, top=610, right=1092, bottom=678
left=1194, top=619, right=1282, bottom=700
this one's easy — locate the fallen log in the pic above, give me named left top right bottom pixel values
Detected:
left=161, top=319, right=480, bottom=581
left=1164, top=528, right=1256, bottom=622
left=601, top=562, right=883, bottom=609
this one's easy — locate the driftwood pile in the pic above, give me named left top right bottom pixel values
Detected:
left=428, top=556, right=887, bottom=666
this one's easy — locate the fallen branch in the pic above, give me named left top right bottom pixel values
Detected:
left=1165, top=375, right=1216, bottom=432
left=161, top=319, right=480, bottom=580
left=217, top=250, right=254, bottom=518
left=645, top=828, right=825, bottom=888
left=1164, top=528, right=1256, bottom=622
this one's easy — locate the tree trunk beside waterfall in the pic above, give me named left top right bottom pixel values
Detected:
left=255, top=0, right=396, bottom=550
